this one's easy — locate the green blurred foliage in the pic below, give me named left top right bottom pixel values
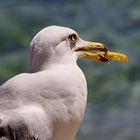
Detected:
left=0, top=0, right=140, bottom=140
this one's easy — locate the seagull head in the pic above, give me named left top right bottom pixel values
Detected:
left=28, top=25, right=108, bottom=73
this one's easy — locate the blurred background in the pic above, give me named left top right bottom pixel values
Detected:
left=0, top=0, right=140, bottom=139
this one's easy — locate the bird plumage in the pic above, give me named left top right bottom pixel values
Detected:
left=0, top=26, right=87, bottom=140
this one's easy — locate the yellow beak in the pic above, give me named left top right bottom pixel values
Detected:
left=75, top=41, right=128, bottom=63
left=75, top=42, right=108, bottom=52
left=75, top=41, right=109, bottom=62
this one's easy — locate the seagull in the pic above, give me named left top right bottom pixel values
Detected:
left=0, top=25, right=107, bottom=140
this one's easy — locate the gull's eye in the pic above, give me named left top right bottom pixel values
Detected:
left=68, top=34, right=77, bottom=44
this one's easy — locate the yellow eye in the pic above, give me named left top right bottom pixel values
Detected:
left=68, top=34, right=77, bottom=43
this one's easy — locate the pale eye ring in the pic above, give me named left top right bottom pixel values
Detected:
left=68, top=34, right=77, bottom=43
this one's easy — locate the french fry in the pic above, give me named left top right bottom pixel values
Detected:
left=82, top=51, right=128, bottom=63
left=97, top=51, right=128, bottom=63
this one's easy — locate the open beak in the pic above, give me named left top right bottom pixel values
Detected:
left=75, top=40, right=128, bottom=63
left=75, top=41, right=109, bottom=62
